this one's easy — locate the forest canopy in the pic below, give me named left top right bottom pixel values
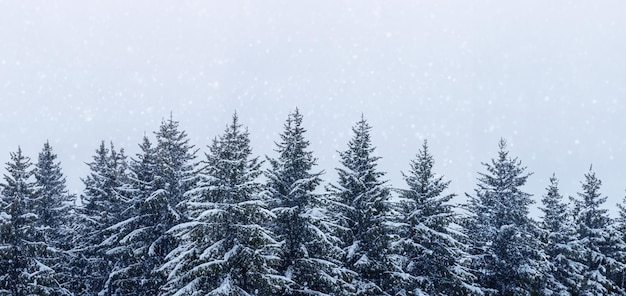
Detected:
left=1, top=110, right=625, bottom=295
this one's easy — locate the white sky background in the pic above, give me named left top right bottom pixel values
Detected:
left=1, top=1, right=626, bottom=217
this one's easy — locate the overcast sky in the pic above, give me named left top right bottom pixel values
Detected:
left=1, top=1, right=626, bottom=217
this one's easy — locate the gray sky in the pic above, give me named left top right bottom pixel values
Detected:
left=1, top=1, right=626, bottom=217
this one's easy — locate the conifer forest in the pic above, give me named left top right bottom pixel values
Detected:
left=2, top=109, right=626, bottom=296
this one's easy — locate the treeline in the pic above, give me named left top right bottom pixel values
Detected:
left=1, top=109, right=626, bottom=295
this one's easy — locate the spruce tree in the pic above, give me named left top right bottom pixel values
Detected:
left=33, top=141, right=74, bottom=238
left=328, top=115, right=392, bottom=295
left=104, top=116, right=197, bottom=295
left=539, top=174, right=585, bottom=295
left=33, top=141, right=76, bottom=295
left=154, top=113, right=197, bottom=216
left=464, top=139, right=548, bottom=295
left=571, top=167, right=626, bottom=295
left=267, top=109, right=352, bottom=295
left=74, top=141, right=130, bottom=295
left=617, top=195, right=626, bottom=290
left=160, top=113, right=286, bottom=295
left=100, top=136, right=160, bottom=295
left=0, top=147, right=62, bottom=295
left=392, top=140, right=479, bottom=295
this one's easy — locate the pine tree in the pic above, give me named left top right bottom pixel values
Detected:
left=617, top=195, right=626, bottom=240
left=103, top=116, right=198, bottom=295
left=74, top=141, right=130, bottom=295
left=0, top=147, right=62, bottom=295
left=464, top=139, right=548, bottom=295
left=100, top=136, right=160, bottom=295
left=33, top=141, right=76, bottom=295
left=160, top=112, right=286, bottom=295
left=328, top=115, right=393, bottom=295
left=266, top=109, right=352, bottom=295
left=571, top=167, right=626, bottom=295
left=154, top=113, right=197, bottom=216
left=392, top=140, right=479, bottom=295
left=617, top=194, right=626, bottom=290
left=539, top=174, right=585, bottom=295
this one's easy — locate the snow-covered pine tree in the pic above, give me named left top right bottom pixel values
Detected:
left=104, top=116, right=198, bottom=295
left=392, top=140, right=480, bottom=296
left=73, top=141, right=130, bottom=295
left=617, top=195, right=626, bottom=240
left=100, top=135, right=160, bottom=295
left=266, top=108, right=352, bottom=295
left=539, top=174, right=585, bottom=295
left=0, top=147, right=62, bottom=295
left=160, top=112, right=286, bottom=295
left=617, top=194, right=626, bottom=239
left=154, top=113, right=198, bottom=218
left=617, top=194, right=626, bottom=290
left=463, top=139, right=549, bottom=295
left=571, top=167, right=626, bottom=295
left=33, top=141, right=74, bottom=240
left=328, top=115, right=393, bottom=295
left=33, top=141, right=76, bottom=295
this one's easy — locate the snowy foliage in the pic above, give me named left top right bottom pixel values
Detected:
left=32, top=142, right=76, bottom=295
left=4, top=114, right=626, bottom=296
left=392, top=140, right=480, bottom=295
left=328, top=115, right=393, bottom=295
left=102, top=116, right=198, bottom=295
left=464, top=139, right=549, bottom=295
left=73, top=141, right=131, bottom=295
left=160, top=113, right=286, bottom=295
left=570, top=168, right=626, bottom=295
left=539, top=174, right=585, bottom=295
left=266, top=109, right=353, bottom=295
left=0, top=147, right=68, bottom=295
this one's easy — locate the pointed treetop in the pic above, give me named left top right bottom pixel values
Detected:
left=2, top=146, right=34, bottom=198
left=6, top=146, right=31, bottom=171
left=230, top=111, right=240, bottom=131
left=498, top=137, right=507, bottom=149
left=497, top=137, right=510, bottom=160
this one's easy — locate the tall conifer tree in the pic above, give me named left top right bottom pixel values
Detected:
left=328, top=115, right=393, bottom=295
left=74, top=141, right=129, bottom=295
left=0, top=147, right=62, bottom=295
left=393, top=140, right=479, bottom=295
left=160, top=113, right=285, bottom=295
left=539, top=174, right=585, bottom=295
left=103, top=116, right=197, bottom=295
left=33, top=141, right=75, bottom=295
left=267, top=109, right=352, bottom=295
left=571, top=168, right=626, bottom=295
left=464, top=139, right=548, bottom=295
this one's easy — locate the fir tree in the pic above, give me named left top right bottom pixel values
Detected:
left=33, top=141, right=74, bottom=236
left=160, top=112, right=286, bottom=295
left=33, top=141, right=76, bottom=295
left=100, top=135, right=160, bottom=295
left=74, top=141, right=130, bottom=295
left=0, top=147, right=62, bottom=295
left=539, top=174, right=585, bottom=295
left=571, top=167, right=626, bottom=295
left=104, top=116, right=198, bottom=295
left=328, top=115, right=393, bottom=295
left=617, top=195, right=626, bottom=241
left=267, top=109, right=352, bottom=295
left=617, top=195, right=626, bottom=291
left=464, top=139, right=549, bottom=295
left=392, top=140, right=480, bottom=295
left=154, top=113, right=197, bottom=216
